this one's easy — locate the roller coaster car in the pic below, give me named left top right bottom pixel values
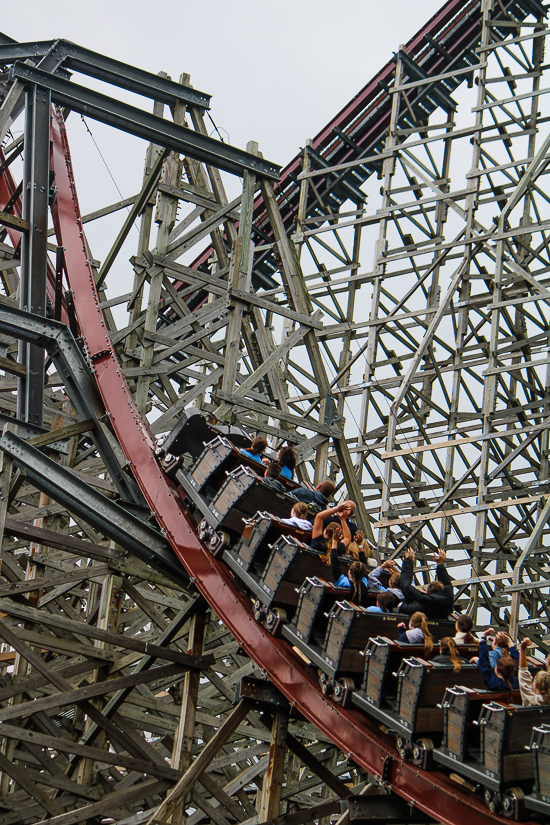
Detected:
left=251, top=537, right=347, bottom=635
left=353, top=656, right=485, bottom=768
left=316, top=608, right=457, bottom=708
left=439, top=701, right=550, bottom=820
left=187, top=435, right=236, bottom=495
left=161, top=408, right=248, bottom=461
left=355, top=636, right=480, bottom=712
left=209, top=465, right=296, bottom=534
left=434, top=685, right=521, bottom=771
left=525, top=723, right=550, bottom=818
left=188, top=436, right=301, bottom=499
left=323, top=603, right=456, bottom=677
left=224, top=511, right=312, bottom=574
left=282, top=577, right=353, bottom=647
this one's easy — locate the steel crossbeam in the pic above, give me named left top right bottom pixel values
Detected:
left=0, top=305, right=142, bottom=503
left=0, top=430, right=183, bottom=580
left=9, top=62, right=280, bottom=180
left=17, top=82, right=50, bottom=427
left=0, top=37, right=212, bottom=109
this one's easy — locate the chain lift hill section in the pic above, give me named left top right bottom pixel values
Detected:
left=0, top=0, right=548, bottom=823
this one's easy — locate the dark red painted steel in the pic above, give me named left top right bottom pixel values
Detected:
left=0, top=150, right=24, bottom=254
left=0, top=149, right=68, bottom=325
left=47, top=107, right=535, bottom=825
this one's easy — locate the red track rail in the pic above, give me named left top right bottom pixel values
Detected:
left=46, top=107, right=535, bottom=825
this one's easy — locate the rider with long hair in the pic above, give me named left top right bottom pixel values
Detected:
left=454, top=614, right=478, bottom=645
left=432, top=637, right=467, bottom=672
left=518, top=638, right=550, bottom=706
left=397, top=612, right=434, bottom=656
left=477, top=628, right=519, bottom=692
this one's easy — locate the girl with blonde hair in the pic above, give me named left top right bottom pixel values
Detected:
left=396, top=611, right=433, bottom=655
left=433, top=637, right=467, bottom=672
left=518, top=638, right=550, bottom=706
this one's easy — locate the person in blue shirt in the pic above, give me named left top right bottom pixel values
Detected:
left=366, top=592, right=398, bottom=613
left=240, top=437, right=267, bottom=465
left=332, top=557, right=369, bottom=604
left=328, top=506, right=374, bottom=606
left=292, top=480, right=335, bottom=508
left=476, top=628, right=519, bottom=692
left=276, top=445, right=297, bottom=480
left=368, top=559, right=404, bottom=601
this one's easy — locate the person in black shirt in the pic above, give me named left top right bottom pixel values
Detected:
left=310, top=502, right=352, bottom=559
left=400, top=548, right=454, bottom=619
left=323, top=499, right=358, bottom=540
left=291, top=480, right=335, bottom=509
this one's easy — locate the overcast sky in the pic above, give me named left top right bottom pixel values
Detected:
left=3, top=2, right=445, bottom=176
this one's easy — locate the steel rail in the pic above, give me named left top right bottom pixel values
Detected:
left=48, top=105, right=527, bottom=825
left=0, top=430, right=182, bottom=581
left=0, top=148, right=68, bottom=327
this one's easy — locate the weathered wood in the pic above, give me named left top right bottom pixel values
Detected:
left=146, top=699, right=252, bottom=825
left=2, top=518, right=118, bottom=561
left=26, top=417, right=96, bottom=448
left=285, top=733, right=353, bottom=800
left=0, top=661, right=185, bottom=722
left=96, top=147, right=169, bottom=289
left=0, top=601, right=212, bottom=666
left=0, top=750, right=64, bottom=817
left=33, top=779, right=170, bottom=825
left=218, top=141, right=258, bottom=413
left=259, top=710, right=288, bottom=822
left=0, top=211, right=28, bottom=233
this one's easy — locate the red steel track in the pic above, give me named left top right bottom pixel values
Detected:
left=40, top=106, right=534, bottom=825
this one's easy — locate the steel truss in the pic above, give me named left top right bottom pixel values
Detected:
left=0, top=1, right=546, bottom=824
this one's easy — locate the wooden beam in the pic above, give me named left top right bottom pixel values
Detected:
left=146, top=699, right=252, bottom=825
left=259, top=710, right=288, bottom=822
left=0, top=211, right=29, bottom=233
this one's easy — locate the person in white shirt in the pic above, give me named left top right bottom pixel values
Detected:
left=280, top=502, right=313, bottom=531
left=518, top=638, right=550, bottom=706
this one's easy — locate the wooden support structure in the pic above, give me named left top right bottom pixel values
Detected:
left=0, top=5, right=549, bottom=824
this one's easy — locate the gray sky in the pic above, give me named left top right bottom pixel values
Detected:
left=3, top=2, right=445, bottom=174
left=1, top=1, right=447, bottom=301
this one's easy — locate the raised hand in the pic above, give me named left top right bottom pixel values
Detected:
left=435, top=548, right=446, bottom=565
left=404, top=548, right=415, bottom=561
left=355, top=530, right=365, bottom=544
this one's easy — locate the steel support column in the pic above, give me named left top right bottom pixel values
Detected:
left=18, top=82, right=50, bottom=426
